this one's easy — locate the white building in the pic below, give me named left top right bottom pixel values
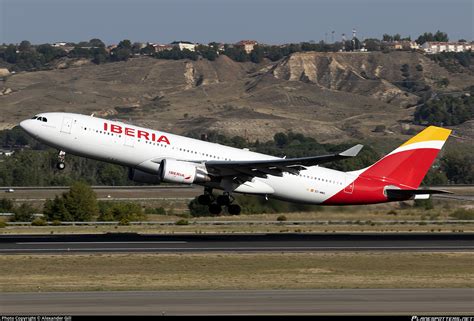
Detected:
left=236, top=40, right=258, bottom=53
left=421, top=42, right=472, bottom=54
left=171, top=41, right=196, bottom=51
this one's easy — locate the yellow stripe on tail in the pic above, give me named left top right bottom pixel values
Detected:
left=400, top=126, right=452, bottom=147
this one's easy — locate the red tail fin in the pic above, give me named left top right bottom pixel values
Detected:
left=359, top=126, right=451, bottom=188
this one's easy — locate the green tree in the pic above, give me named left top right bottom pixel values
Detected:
left=434, top=30, right=449, bottom=42
left=274, top=132, right=289, bottom=148
left=62, top=181, right=99, bottom=221
left=382, top=34, right=393, bottom=42
left=195, top=44, right=218, bottom=61
left=91, top=47, right=108, bottom=64
left=4, top=44, right=17, bottom=63
left=37, top=44, right=66, bottom=62
left=43, top=196, right=73, bottom=221
left=416, top=31, right=449, bottom=45
left=0, top=198, right=14, bottom=212
left=223, top=46, right=249, bottom=62
left=97, top=163, right=128, bottom=185
left=131, top=42, right=144, bottom=54
left=441, top=151, right=474, bottom=184
left=364, top=38, right=381, bottom=51
left=12, top=203, right=35, bottom=222
left=112, top=48, right=130, bottom=61
left=69, top=46, right=92, bottom=59
left=18, top=40, right=32, bottom=52
left=118, top=39, right=132, bottom=49
left=250, top=45, right=265, bottom=63
left=140, top=44, right=156, bottom=56
left=89, top=38, right=105, bottom=47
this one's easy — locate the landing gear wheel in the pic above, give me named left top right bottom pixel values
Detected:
left=227, top=204, right=241, bottom=216
left=57, top=150, right=66, bottom=171
left=208, top=203, right=222, bottom=215
left=216, top=194, right=231, bottom=206
left=198, top=194, right=212, bottom=205
left=56, top=162, right=66, bottom=170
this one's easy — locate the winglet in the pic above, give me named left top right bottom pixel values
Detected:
left=339, top=144, right=364, bottom=157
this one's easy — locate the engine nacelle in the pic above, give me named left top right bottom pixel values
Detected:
left=159, top=159, right=210, bottom=184
left=128, top=168, right=161, bottom=184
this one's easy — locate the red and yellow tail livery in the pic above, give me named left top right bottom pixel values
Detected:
left=325, top=126, right=452, bottom=205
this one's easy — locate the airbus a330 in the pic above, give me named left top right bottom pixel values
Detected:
left=20, top=113, right=451, bottom=215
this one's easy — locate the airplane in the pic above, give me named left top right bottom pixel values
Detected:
left=20, top=112, right=452, bottom=215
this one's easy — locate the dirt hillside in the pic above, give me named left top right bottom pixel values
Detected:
left=0, top=52, right=472, bottom=146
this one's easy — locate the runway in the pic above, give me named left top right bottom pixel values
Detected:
left=1, top=289, right=473, bottom=315
left=1, top=233, right=473, bottom=254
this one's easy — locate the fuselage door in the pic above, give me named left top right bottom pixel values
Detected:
left=344, top=176, right=354, bottom=194
left=60, top=117, right=73, bottom=134
left=124, top=135, right=135, bottom=148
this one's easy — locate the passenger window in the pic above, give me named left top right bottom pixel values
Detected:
left=42, top=118, right=47, bottom=122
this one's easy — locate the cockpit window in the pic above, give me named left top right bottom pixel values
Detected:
left=31, top=116, right=47, bottom=122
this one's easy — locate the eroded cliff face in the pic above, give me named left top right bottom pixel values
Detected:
left=272, top=52, right=419, bottom=107
left=270, top=50, right=474, bottom=109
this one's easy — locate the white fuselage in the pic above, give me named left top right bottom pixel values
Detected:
left=20, top=113, right=356, bottom=204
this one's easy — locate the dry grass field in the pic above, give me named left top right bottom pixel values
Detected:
left=1, top=252, right=472, bottom=292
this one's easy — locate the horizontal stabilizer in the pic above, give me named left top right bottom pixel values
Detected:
left=386, top=188, right=452, bottom=200
left=339, top=144, right=364, bottom=157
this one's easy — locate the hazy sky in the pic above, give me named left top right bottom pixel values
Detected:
left=1, top=0, right=472, bottom=45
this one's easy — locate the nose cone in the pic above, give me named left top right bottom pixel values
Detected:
left=20, top=119, right=35, bottom=136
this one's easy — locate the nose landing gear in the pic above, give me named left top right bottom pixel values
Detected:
left=56, top=150, right=66, bottom=170
left=197, top=189, right=241, bottom=215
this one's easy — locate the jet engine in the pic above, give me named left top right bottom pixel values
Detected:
left=159, top=159, right=211, bottom=184
left=128, top=168, right=162, bottom=184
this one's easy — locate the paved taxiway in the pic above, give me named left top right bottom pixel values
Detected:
left=1, top=233, right=473, bottom=254
left=1, top=289, right=473, bottom=315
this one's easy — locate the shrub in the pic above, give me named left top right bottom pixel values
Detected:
left=118, top=217, right=130, bottom=226
left=31, top=217, right=47, bottom=226
left=145, top=207, right=166, bottom=215
left=98, top=201, right=145, bottom=221
left=188, top=197, right=211, bottom=217
left=277, top=215, right=288, bottom=222
left=175, top=219, right=189, bottom=226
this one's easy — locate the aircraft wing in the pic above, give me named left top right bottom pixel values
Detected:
left=203, top=144, right=363, bottom=179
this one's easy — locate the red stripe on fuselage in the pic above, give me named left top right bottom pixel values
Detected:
left=323, top=148, right=440, bottom=205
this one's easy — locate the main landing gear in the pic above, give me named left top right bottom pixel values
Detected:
left=56, top=150, right=66, bottom=170
left=198, top=188, right=241, bottom=216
